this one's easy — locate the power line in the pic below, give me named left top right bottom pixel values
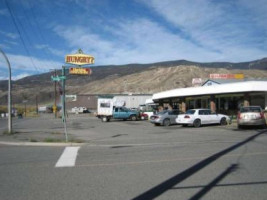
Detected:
left=26, top=0, right=60, bottom=69
left=4, top=0, right=40, bottom=73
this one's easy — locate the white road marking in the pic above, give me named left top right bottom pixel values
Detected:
left=55, top=146, right=80, bottom=167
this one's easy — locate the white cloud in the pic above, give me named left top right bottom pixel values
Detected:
left=0, top=53, right=63, bottom=73
left=12, top=73, right=31, bottom=80
left=0, top=9, right=9, bottom=16
left=0, top=43, right=10, bottom=49
left=140, top=0, right=267, bottom=61
left=53, top=20, right=221, bottom=65
left=35, top=44, right=65, bottom=57
left=54, top=13, right=266, bottom=65
left=0, top=31, right=19, bottom=40
left=4, top=40, right=18, bottom=46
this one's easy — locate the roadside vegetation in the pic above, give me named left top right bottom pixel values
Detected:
left=0, top=105, right=38, bottom=117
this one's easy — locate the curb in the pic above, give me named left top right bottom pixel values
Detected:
left=0, top=141, right=84, bottom=147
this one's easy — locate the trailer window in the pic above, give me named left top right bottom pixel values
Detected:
left=100, top=103, right=110, bottom=108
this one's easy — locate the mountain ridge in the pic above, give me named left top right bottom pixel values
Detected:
left=0, top=58, right=267, bottom=105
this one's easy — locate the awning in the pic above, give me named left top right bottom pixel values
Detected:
left=152, top=81, right=267, bottom=100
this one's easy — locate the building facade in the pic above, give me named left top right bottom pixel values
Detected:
left=66, top=94, right=152, bottom=111
left=152, top=80, right=267, bottom=115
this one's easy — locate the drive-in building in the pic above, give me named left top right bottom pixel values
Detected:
left=152, top=80, right=267, bottom=115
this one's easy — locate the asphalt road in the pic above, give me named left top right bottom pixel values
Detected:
left=0, top=115, right=267, bottom=200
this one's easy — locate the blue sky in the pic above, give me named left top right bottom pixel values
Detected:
left=0, top=0, right=266, bottom=80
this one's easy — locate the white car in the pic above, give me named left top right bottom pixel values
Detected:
left=176, top=109, right=231, bottom=127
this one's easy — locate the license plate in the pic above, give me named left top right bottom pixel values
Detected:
left=244, top=115, right=256, bottom=119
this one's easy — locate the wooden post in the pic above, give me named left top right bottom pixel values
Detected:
left=210, top=95, right=216, bottom=112
left=244, top=93, right=250, bottom=107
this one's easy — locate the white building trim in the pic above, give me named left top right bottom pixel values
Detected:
left=152, top=81, right=267, bottom=100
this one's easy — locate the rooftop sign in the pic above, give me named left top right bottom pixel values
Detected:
left=210, top=74, right=244, bottom=79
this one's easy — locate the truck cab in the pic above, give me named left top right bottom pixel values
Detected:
left=113, top=107, right=139, bottom=121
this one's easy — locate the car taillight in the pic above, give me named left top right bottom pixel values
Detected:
left=237, top=112, right=241, bottom=119
left=260, top=112, right=265, bottom=119
left=184, top=115, right=190, bottom=119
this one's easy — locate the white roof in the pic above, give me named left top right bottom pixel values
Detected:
left=145, top=98, right=154, bottom=104
left=152, top=81, right=267, bottom=100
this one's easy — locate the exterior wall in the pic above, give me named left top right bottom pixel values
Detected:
left=66, top=94, right=153, bottom=111
left=66, top=95, right=98, bottom=110
left=113, top=95, right=152, bottom=108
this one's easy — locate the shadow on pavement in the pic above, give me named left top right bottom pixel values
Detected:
left=188, top=164, right=238, bottom=200
left=132, top=129, right=267, bottom=200
left=172, top=180, right=267, bottom=190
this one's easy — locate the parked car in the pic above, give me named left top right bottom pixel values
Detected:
left=237, top=106, right=266, bottom=128
left=150, top=109, right=182, bottom=126
left=71, top=107, right=87, bottom=114
left=176, top=109, right=231, bottom=128
left=140, top=113, right=148, bottom=120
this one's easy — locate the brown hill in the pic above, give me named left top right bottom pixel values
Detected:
left=77, top=65, right=267, bottom=94
left=1, top=59, right=267, bottom=105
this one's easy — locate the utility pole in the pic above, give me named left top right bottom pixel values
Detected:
left=35, top=95, right=38, bottom=114
left=0, top=48, right=12, bottom=133
left=54, top=69, right=57, bottom=118
left=23, top=100, right=27, bottom=117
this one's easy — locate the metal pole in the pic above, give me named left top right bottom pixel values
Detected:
left=0, top=48, right=12, bottom=133
left=54, top=69, right=57, bottom=118
left=24, top=102, right=26, bottom=117
left=62, top=66, right=68, bottom=142
left=36, top=95, right=38, bottom=114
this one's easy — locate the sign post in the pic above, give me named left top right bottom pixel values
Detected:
left=51, top=49, right=94, bottom=143
left=62, top=66, right=68, bottom=142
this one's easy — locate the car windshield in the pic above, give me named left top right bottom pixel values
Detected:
left=240, top=107, right=261, bottom=113
left=185, top=109, right=196, bottom=114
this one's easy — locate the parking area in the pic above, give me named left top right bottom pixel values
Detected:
left=0, top=114, right=265, bottom=145
left=1, top=114, right=267, bottom=200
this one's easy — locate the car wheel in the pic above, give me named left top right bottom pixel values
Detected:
left=193, top=119, right=201, bottom=128
left=102, top=117, right=108, bottom=122
left=130, top=115, right=137, bottom=121
left=220, top=117, right=227, bottom=125
left=163, top=119, right=171, bottom=126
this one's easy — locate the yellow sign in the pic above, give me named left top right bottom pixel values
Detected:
left=69, top=67, right=92, bottom=75
left=234, top=74, right=244, bottom=79
left=65, top=54, right=94, bottom=65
